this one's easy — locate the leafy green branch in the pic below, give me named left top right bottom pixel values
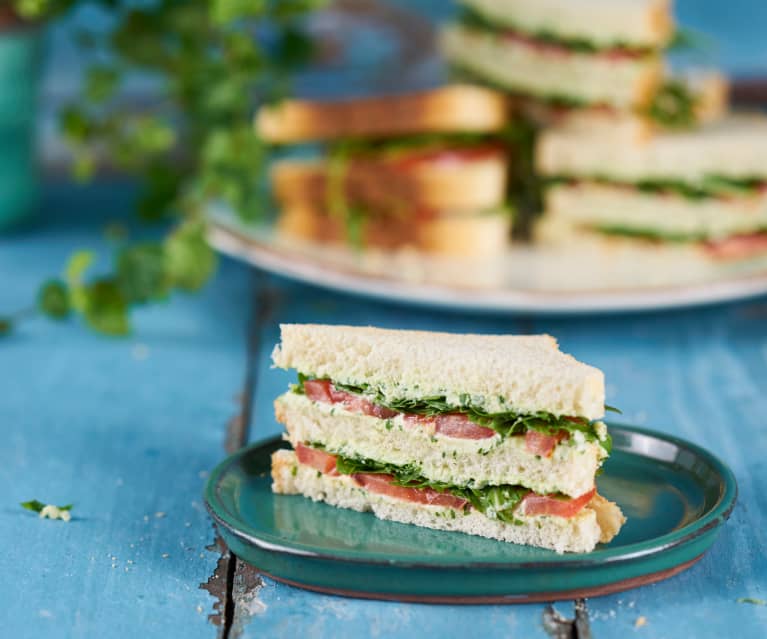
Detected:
left=4, top=0, right=326, bottom=336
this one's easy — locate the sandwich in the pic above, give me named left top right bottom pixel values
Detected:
left=256, top=85, right=513, bottom=256
left=440, top=0, right=672, bottom=112
left=271, top=324, right=625, bottom=554
left=535, top=113, right=767, bottom=258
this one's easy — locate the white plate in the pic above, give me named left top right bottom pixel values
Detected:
left=207, top=210, right=767, bottom=315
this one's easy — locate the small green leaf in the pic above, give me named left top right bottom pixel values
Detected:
left=65, top=250, right=95, bottom=285
left=20, top=500, right=74, bottom=513
left=38, top=279, right=71, bottom=319
left=85, top=65, right=120, bottom=103
left=737, top=598, right=767, bottom=606
left=20, top=499, right=46, bottom=513
left=605, top=404, right=623, bottom=415
left=83, top=279, right=130, bottom=336
left=164, top=221, right=216, bottom=291
left=116, top=243, right=169, bottom=304
left=66, top=250, right=95, bottom=312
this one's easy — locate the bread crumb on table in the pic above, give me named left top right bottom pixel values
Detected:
left=635, top=616, right=647, bottom=628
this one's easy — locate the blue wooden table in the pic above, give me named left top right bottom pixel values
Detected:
left=2, top=181, right=766, bottom=638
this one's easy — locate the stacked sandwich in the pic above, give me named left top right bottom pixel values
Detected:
left=439, top=0, right=767, bottom=259
left=442, top=0, right=675, bottom=115
left=535, top=114, right=767, bottom=258
left=255, top=85, right=513, bottom=257
left=271, top=324, right=625, bottom=554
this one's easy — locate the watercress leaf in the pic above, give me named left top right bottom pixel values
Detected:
left=38, top=279, right=71, bottom=319
left=20, top=499, right=46, bottom=513
left=164, top=221, right=217, bottom=291
left=116, top=243, right=169, bottom=303
left=82, top=278, right=130, bottom=336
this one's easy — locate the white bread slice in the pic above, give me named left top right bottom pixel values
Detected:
left=255, top=85, right=509, bottom=144
left=537, top=113, right=767, bottom=182
left=276, top=392, right=604, bottom=497
left=545, top=183, right=767, bottom=240
left=271, top=153, right=508, bottom=212
left=272, top=449, right=625, bottom=554
left=276, top=206, right=511, bottom=258
left=271, top=324, right=605, bottom=419
left=459, top=0, right=673, bottom=49
left=440, top=25, right=663, bottom=110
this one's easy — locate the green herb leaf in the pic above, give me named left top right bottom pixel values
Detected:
left=646, top=80, right=697, bottom=129
left=164, top=221, right=216, bottom=292
left=38, top=279, right=71, bottom=319
left=116, top=243, right=169, bottom=304
left=331, top=450, right=530, bottom=522
left=737, top=598, right=767, bottom=606
left=20, top=499, right=46, bottom=513
left=605, top=404, right=622, bottom=415
left=83, top=279, right=130, bottom=336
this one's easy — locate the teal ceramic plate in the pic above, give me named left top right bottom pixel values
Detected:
left=205, top=425, right=737, bottom=603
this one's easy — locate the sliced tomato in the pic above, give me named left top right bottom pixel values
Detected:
left=402, top=413, right=496, bottom=439
left=303, top=379, right=334, bottom=403
left=704, top=232, right=767, bottom=260
left=389, top=145, right=505, bottom=171
left=295, top=443, right=338, bottom=475
left=353, top=473, right=468, bottom=509
left=303, top=379, right=397, bottom=419
left=503, top=29, right=644, bottom=60
left=521, top=487, right=596, bottom=518
left=525, top=430, right=569, bottom=457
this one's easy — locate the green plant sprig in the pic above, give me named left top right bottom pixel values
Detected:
left=4, top=0, right=326, bottom=336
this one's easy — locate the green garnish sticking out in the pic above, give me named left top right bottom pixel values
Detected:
left=333, top=453, right=529, bottom=524
left=294, top=375, right=612, bottom=454
left=21, top=500, right=74, bottom=521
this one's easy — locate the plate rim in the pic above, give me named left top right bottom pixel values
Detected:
left=208, top=221, right=767, bottom=315
left=204, top=423, right=737, bottom=570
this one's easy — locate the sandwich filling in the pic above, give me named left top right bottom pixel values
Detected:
left=295, top=376, right=612, bottom=455
left=294, top=443, right=597, bottom=522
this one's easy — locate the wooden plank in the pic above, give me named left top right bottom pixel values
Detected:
left=0, top=181, right=253, bottom=638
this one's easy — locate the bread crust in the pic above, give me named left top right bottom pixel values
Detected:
left=255, top=85, right=509, bottom=144
left=272, top=324, right=605, bottom=419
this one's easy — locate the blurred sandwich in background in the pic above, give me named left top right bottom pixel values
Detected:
left=256, top=85, right=514, bottom=256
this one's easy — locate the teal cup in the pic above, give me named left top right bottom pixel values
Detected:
left=0, top=26, right=40, bottom=231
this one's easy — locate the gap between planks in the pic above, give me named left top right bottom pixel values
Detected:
left=202, top=273, right=279, bottom=639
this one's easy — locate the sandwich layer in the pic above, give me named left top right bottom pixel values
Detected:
left=520, top=72, right=728, bottom=136
left=546, top=183, right=767, bottom=240
left=537, top=114, right=767, bottom=183
left=276, top=392, right=604, bottom=497
left=458, top=0, right=673, bottom=49
left=272, top=449, right=624, bottom=554
left=255, top=85, right=508, bottom=144
left=440, top=25, right=662, bottom=109
left=535, top=216, right=767, bottom=260
left=276, top=205, right=511, bottom=257
left=272, top=325, right=606, bottom=419
left=271, top=150, right=508, bottom=212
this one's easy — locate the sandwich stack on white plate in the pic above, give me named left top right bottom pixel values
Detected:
left=255, top=85, right=513, bottom=257
left=441, top=0, right=767, bottom=260
left=271, top=324, right=625, bottom=554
